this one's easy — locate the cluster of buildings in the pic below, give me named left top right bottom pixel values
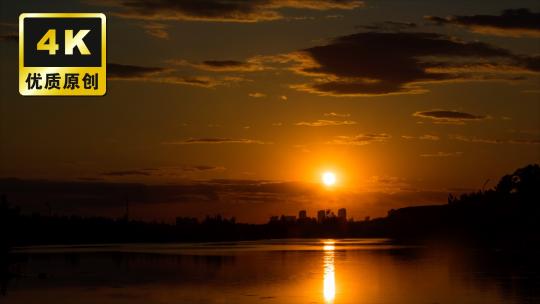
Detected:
left=269, top=208, right=349, bottom=224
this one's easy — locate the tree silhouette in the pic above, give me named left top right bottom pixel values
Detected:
left=496, top=164, right=540, bottom=204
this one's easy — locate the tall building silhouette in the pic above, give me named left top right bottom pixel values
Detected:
left=299, top=210, right=307, bottom=219
left=317, top=210, right=326, bottom=223
left=338, top=208, right=347, bottom=220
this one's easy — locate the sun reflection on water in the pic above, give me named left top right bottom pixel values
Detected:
left=323, top=240, right=336, bottom=303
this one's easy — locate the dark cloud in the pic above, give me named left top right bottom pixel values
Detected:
left=206, top=179, right=272, bottom=185
left=287, top=31, right=538, bottom=96
left=0, top=178, right=314, bottom=210
left=522, top=55, right=540, bottom=72
left=451, top=135, right=540, bottom=145
left=108, top=63, right=167, bottom=79
left=170, top=58, right=266, bottom=72
left=327, top=133, right=391, bottom=145
left=0, top=178, right=220, bottom=208
left=181, top=165, right=226, bottom=172
left=203, top=60, right=249, bottom=68
left=413, top=110, right=487, bottom=124
left=98, top=0, right=363, bottom=22
left=163, top=137, right=270, bottom=144
left=426, top=9, right=540, bottom=37
left=98, top=166, right=226, bottom=179
left=108, top=63, right=247, bottom=87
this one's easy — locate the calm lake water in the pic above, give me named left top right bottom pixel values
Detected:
left=3, top=239, right=540, bottom=304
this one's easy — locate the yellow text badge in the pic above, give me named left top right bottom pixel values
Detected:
left=19, top=13, right=106, bottom=96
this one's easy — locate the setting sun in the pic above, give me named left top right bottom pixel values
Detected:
left=322, top=172, right=337, bottom=186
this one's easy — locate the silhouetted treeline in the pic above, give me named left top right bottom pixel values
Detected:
left=380, top=164, right=540, bottom=244
left=1, top=164, right=539, bottom=248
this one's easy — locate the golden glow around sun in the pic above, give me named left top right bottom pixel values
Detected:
left=322, top=171, right=337, bottom=186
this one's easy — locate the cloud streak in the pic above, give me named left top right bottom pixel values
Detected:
left=401, top=134, right=440, bottom=141
left=248, top=92, right=267, bottom=98
left=142, top=22, right=169, bottom=39
left=171, top=58, right=267, bottom=72
left=426, top=9, right=540, bottom=37
left=420, top=152, right=463, bottom=157
left=296, top=119, right=357, bottom=127
left=327, top=133, right=391, bottom=145
left=107, top=63, right=247, bottom=88
left=324, top=112, right=351, bottom=117
left=98, top=0, right=364, bottom=23
left=413, top=110, right=487, bottom=124
left=451, top=135, right=540, bottom=145
left=181, top=165, right=226, bottom=172
left=163, top=137, right=270, bottom=144
left=101, top=166, right=226, bottom=177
